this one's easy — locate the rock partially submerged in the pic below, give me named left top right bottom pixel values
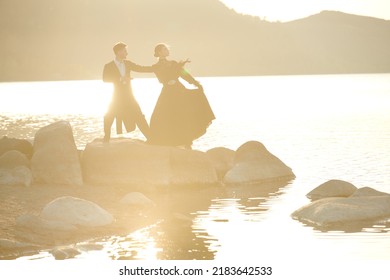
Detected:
left=292, top=182, right=390, bottom=227
left=0, top=150, right=30, bottom=169
left=223, top=141, right=295, bottom=184
left=82, top=138, right=218, bottom=187
left=2, top=121, right=295, bottom=188
left=0, top=136, right=33, bottom=159
left=306, top=179, right=357, bottom=201
left=81, top=139, right=295, bottom=187
left=0, top=166, right=32, bottom=187
left=31, top=121, right=83, bottom=186
left=120, top=192, right=156, bottom=208
left=40, top=196, right=113, bottom=227
left=16, top=196, right=114, bottom=236
left=0, top=150, right=32, bottom=187
left=206, top=147, right=235, bottom=179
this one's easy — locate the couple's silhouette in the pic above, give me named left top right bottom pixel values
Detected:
left=103, top=42, right=215, bottom=149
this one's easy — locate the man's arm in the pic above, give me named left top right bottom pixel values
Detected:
left=127, top=61, right=154, bottom=73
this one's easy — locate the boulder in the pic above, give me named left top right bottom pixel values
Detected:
left=50, top=247, right=81, bottom=260
left=40, top=196, right=113, bottom=227
left=0, top=150, right=30, bottom=168
left=31, top=121, right=83, bottom=186
left=306, top=179, right=357, bottom=201
left=292, top=189, right=390, bottom=226
left=169, top=147, right=218, bottom=185
left=0, top=136, right=33, bottom=159
left=206, top=147, right=235, bottom=179
left=0, top=166, right=32, bottom=187
left=120, top=192, right=155, bottom=208
left=223, top=141, right=295, bottom=184
left=351, top=187, right=390, bottom=197
left=82, top=138, right=218, bottom=187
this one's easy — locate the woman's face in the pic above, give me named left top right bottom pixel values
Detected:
left=158, top=45, right=170, bottom=58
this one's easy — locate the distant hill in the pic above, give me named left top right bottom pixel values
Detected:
left=1, top=0, right=389, bottom=81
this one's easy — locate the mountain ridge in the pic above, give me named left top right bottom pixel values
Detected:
left=0, top=0, right=389, bottom=81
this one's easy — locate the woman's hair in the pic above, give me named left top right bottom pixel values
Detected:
left=154, top=43, right=169, bottom=57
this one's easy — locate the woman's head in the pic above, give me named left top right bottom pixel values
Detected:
left=154, top=43, right=170, bottom=58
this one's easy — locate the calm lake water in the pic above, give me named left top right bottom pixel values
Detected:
left=1, top=74, right=390, bottom=261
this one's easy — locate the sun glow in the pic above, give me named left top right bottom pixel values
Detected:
left=0, top=80, right=111, bottom=115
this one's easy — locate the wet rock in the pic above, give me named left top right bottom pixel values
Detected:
left=206, top=147, right=235, bottom=179
left=0, top=150, right=30, bottom=169
left=31, top=121, right=83, bottom=186
left=351, top=187, right=390, bottom=197
left=82, top=138, right=218, bottom=187
left=51, top=247, right=81, bottom=260
left=0, top=136, right=33, bottom=159
left=120, top=192, right=155, bottom=208
left=40, top=196, right=113, bottom=227
left=0, top=166, right=32, bottom=187
left=169, top=147, right=218, bottom=185
left=306, top=179, right=357, bottom=201
left=223, top=141, right=295, bottom=184
left=292, top=188, right=390, bottom=226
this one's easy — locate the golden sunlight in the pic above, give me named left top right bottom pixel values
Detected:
left=0, top=81, right=111, bottom=115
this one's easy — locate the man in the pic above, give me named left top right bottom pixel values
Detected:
left=102, top=42, right=152, bottom=142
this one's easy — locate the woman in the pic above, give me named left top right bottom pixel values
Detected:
left=148, top=43, right=215, bottom=148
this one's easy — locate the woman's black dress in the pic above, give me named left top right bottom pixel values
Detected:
left=149, top=59, right=215, bottom=146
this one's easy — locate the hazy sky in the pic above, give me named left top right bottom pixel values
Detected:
left=220, top=0, right=390, bottom=22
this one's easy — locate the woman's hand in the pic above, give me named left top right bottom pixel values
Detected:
left=193, top=80, right=203, bottom=91
left=178, top=58, right=191, bottom=67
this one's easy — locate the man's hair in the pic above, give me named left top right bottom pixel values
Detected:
left=113, top=42, right=127, bottom=54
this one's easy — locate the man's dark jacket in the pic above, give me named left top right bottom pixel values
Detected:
left=102, top=60, right=152, bottom=133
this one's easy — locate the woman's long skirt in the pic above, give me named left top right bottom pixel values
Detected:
left=149, top=83, right=215, bottom=146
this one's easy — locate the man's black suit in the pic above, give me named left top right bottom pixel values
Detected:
left=102, top=60, right=152, bottom=141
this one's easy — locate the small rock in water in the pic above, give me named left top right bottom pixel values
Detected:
left=120, top=192, right=155, bottom=208
left=50, top=247, right=80, bottom=260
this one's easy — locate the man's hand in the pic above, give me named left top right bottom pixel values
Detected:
left=121, top=76, right=131, bottom=84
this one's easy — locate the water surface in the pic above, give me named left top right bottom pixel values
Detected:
left=1, top=74, right=390, bottom=260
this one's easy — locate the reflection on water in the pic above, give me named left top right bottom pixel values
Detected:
left=68, top=181, right=290, bottom=260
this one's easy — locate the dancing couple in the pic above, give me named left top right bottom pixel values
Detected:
left=102, top=42, right=215, bottom=149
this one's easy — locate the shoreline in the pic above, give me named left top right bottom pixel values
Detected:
left=0, top=183, right=161, bottom=260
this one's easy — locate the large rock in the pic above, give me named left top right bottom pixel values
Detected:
left=206, top=147, right=235, bottom=179
left=31, top=121, right=83, bottom=186
left=40, top=196, right=113, bottom=227
left=306, top=179, right=357, bottom=201
left=0, top=150, right=32, bottom=186
left=0, top=166, right=32, bottom=187
left=351, top=187, right=390, bottom=197
left=223, top=141, right=295, bottom=184
left=292, top=188, right=390, bottom=226
left=0, top=150, right=30, bottom=168
left=0, top=136, right=33, bottom=159
left=82, top=138, right=218, bottom=187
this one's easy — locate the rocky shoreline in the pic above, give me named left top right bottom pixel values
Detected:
left=2, top=120, right=390, bottom=259
left=0, top=120, right=295, bottom=259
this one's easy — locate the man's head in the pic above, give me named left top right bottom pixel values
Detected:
left=113, top=42, right=128, bottom=61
